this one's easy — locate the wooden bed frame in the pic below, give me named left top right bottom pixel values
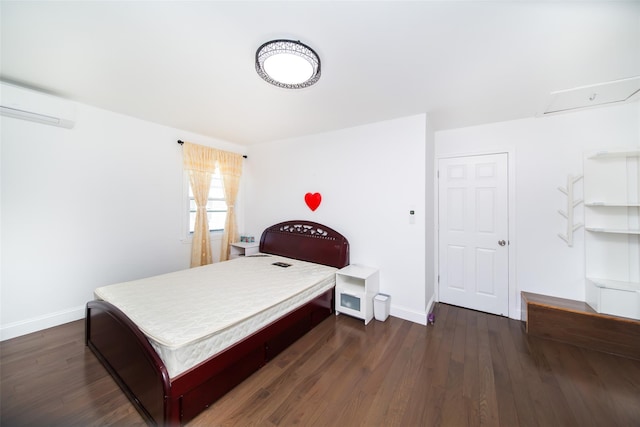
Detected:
left=85, top=220, right=349, bottom=426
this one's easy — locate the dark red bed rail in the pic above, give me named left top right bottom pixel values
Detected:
left=86, top=300, right=171, bottom=424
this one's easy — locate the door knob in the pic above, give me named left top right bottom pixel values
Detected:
left=498, top=240, right=506, bottom=246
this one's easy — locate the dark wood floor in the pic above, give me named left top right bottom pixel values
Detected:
left=2, top=303, right=639, bottom=426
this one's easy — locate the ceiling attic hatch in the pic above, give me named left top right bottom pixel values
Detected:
left=542, top=76, right=640, bottom=115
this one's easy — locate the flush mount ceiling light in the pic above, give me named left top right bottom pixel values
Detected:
left=255, top=39, right=321, bottom=89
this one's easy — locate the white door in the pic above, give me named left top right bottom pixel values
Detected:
left=438, top=153, right=509, bottom=316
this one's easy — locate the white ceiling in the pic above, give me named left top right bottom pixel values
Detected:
left=1, top=1, right=639, bottom=145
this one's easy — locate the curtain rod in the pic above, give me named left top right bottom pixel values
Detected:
left=177, top=140, right=247, bottom=159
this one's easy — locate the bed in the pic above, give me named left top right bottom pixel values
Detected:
left=85, top=220, right=349, bottom=426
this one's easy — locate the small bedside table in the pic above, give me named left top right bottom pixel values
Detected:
left=230, top=242, right=260, bottom=259
left=335, top=264, right=380, bottom=325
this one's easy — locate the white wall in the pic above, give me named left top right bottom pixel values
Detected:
left=1, top=101, right=245, bottom=340
left=245, top=114, right=434, bottom=324
left=7, top=97, right=634, bottom=339
left=435, top=102, right=640, bottom=318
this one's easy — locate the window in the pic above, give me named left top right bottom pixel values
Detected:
left=188, top=168, right=227, bottom=232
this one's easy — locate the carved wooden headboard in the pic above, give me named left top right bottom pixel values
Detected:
left=259, top=220, right=350, bottom=268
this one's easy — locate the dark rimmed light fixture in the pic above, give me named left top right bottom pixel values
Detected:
left=255, top=39, right=321, bottom=89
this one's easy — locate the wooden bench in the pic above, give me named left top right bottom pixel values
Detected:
left=521, top=291, right=640, bottom=360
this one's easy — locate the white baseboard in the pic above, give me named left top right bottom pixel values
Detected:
left=390, top=303, right=428, bottom=325
left=426, top=295, right=436, bottom=317
left=423, top=298, right=522, bottom=322
left=0, top=305, right=85, bottom=341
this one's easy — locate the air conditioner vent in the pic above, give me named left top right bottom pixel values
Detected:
left=0, top=82, right=76, bottom=128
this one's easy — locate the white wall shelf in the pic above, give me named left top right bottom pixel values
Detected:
left=585, top=202, right=640, bottom=207
left=587, top=277, right=640, bottom=293
left=586, top=227, right=640, bottom=234
left=583, top=148, right=640, bottom=320
left=588, top=149, right=640, bottom=159
left=557, top=174, right=583, bottom=247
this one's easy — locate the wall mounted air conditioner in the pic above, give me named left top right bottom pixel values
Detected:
left=0, top=82, right=76, bottom=128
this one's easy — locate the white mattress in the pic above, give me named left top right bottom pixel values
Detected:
left=94, top=254, right=337, bottom=378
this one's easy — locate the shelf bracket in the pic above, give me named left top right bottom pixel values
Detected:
left=558, top=174, right=583, bottom=247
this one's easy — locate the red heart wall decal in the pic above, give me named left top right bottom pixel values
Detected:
left=304, top=192, right=322, bottom=211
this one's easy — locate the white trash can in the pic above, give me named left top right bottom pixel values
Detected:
left=374, top=294, right=390, bottom=321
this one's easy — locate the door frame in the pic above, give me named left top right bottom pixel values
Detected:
left=434, top=148, right=518, bottom=319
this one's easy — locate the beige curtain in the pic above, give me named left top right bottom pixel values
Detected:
left=217, top=150, right=243, bottom=261
left=183, top=142, right=217, bottom=267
